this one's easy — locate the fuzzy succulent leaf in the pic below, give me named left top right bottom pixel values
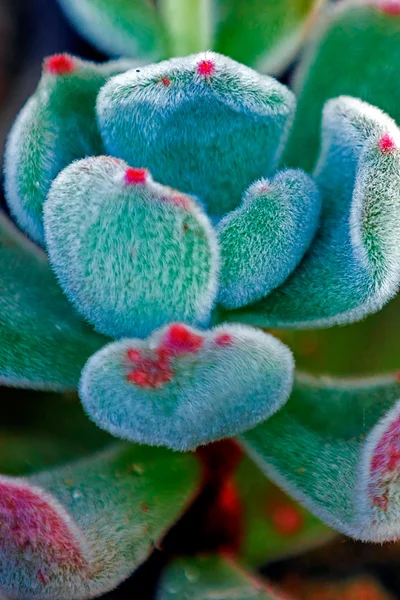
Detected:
left=0, top=443, right=198, bottom=599
left=235, top=454, right=335, bottom=567
left=4, top=54, right=138, bottom=246
left=284, top=0, right=400, bottom=171
left=0, top=212, right=106, bottom=390
left=225, top=97, right=400, bottom=328
left=96, top=52, right=296, bottom=219
left=214, top=0, right=326, bottom=74
left=57, top=0, right=168, bottom=60
left=44, top=157, right=219, bottom=339
left=218, top=169, right=321, bottom=309
left=79, top=322, right=294, bottom=451
left=158, top=555, right=286, bottom=600
left=241, top=372, right=400, bottom=542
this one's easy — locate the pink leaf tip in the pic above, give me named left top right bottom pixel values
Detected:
left=197, top=59, right=215, bottom=77
left=124, top=167, right=149, bottom=185
left=373, top=0, right=400, bottom=15
left=161, top=323, right=205, bottom=356
left=44, top=54, right=76, bottom=75
left=379, top=133, right=397, bottom=153
left=0, top=478, right=86, bottom=569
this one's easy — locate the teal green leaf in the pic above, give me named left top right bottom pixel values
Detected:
left=218, top=169, right=321, bottom=309
left=224, top=97, right=400, bottom=329
left=235, top=454, right=335, bottom=567
left=158, top=555, right=286, bottom=599
left=215, top=0, right=326, bottom=73
left=80, top=322, right=294, bottom=451
left=57, top=0, right=168, bottom=60
left=97, top=52, right=295, bottom=219
left=44, top=157, right=219, bottom=339
left=242, top=372, right=400, bottom=542
left=0, top=211, right=106, bottom=390
left=0, top=443, right=198, bottom=599
left=284, top=0, right=400, bottom=171
left=4, top=54, right=138, bottom=246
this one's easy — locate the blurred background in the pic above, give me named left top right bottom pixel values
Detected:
left=1, top=0, right=400, bottom=598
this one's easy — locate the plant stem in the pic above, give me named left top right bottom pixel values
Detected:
left=159, top=0, right=213, bottom=56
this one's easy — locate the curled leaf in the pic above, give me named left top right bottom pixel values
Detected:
left=226, top=97, right=400, bottom=329
left=218, top=169, right=321, bottom=309
left=242, top=372, right=400, bottom=542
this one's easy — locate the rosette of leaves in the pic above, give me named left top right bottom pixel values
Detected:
left=2, top=0, right=400, bottom=597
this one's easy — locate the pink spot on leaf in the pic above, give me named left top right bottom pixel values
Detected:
left=127, top=348, right=142, bottom=362
left=161, top=77, right=171, bottom=86
left=378, top=133, right=396, bottom=153
left=0, top=480, right=86, bottom=569
left=197, top=59, right=215, bottom=77
left=215, top=333, right=233, bottom=347
left=161, top=323, right=204, bottom=356
left=124, top=167, right=149, bottom=185
left=127, top=357, right=173, bottom=388
left=126, top=325, right=205, bottom=388
left=44, top=54, right=76, bottom=75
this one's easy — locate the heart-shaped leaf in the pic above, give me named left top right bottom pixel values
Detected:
left=4, top=54, right=139, bottom=246
left=0, top=443, right=198, bottom=599
left=225, top=97, right=400, bottom=329
left=242, top=372, right=400, bottom=542
left=97, top=52, right=295, bottom=218
left=218, top=169, right=321, bottom=309
left=0, top=211, right=106, bottom=390
left=44, top=157, right=219, bottom=339
left=157, top=555, right=287, bottom=600
left=80, top=323, right=294, bottom=451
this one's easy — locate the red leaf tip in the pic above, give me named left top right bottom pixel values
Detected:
left=124, top=167, right=149, bottom=185
left=197, top=59, right=215, bottom=77
left=44, top=54, right=76, bottom=75
left=379, top=133, right=397, bottom=153
left=0, top=479, right=86, bottom=568
left=161, top=323, right=204, bottom=356
left=373, top=0, right=400, bottom=15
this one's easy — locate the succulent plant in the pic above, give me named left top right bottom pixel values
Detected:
left=2, top=0, right=400, bottom=598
